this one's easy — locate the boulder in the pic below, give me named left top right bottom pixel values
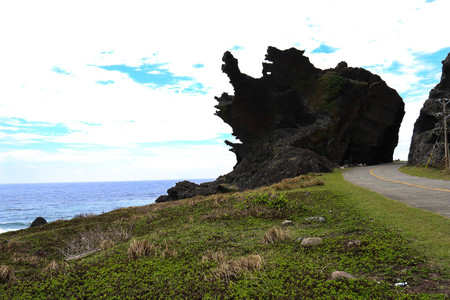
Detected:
left=331, top=271, right=356, bottom=280
left=300, top=237, right=323, bottom=246
left=30, top=217, right=47, bottom=228
left=408, top=52, right=450, bottom=167
left=157, top=46, right=405, bottom=202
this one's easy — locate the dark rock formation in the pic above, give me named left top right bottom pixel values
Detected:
left=408, top=52, right=450, bottom=166
left=30, top=217, right=47, bottom=228
left=156, top=47, right=404, bottom=202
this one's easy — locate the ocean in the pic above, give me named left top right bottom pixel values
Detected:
left=0, top=179, right=209, bottom=233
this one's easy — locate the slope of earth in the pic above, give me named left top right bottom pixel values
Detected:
left=1, top=173, right=448, bottom=299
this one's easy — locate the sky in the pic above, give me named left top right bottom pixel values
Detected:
left=0, top=0, right=449, bottom=184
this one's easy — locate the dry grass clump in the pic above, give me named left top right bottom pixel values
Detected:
left=128, top=239, right=177, bottom=260
left=161, top=241, right=177, bottom=259
left=299, top=178, right=325, bottom=188
left=61, top=225, right=131, bottom=258
left=11, top=253, right=42, bottom=266
left=128, top=239, right=156, bottom=259
left=100, top=239, right=115, bottom=250
left=0, top=265, right=15, bottom=284
left=44, top=260, right=59, bottom=272
left=0, top=241, right=19, bottom=253
left=211, top=255, right=264, bottom=281
left=72, top=212, right=96, bottom=219
left=263, top=228, right=292, bottom=244
left=267, top=174, right=325, bottom=191
left=202, top=250, right=227, bottom=264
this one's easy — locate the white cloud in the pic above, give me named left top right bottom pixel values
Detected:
left=0, top=0, right=449, bottom=182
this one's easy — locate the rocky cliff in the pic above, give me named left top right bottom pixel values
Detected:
left=157, top=47, right=405, bottom=202
left=408, top=52, right=450, bottom=166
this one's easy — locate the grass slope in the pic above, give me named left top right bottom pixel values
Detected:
left=399, top=165, right=450, bottom=181
left=0, top=173, right=448, bottom=299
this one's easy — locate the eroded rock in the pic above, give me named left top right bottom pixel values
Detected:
left=157, top=46, right=405, bottom=202
left=408, top=52, right=450, bottom=167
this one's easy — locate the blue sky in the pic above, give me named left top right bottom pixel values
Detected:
left=0, top=0, right=449, bottom=183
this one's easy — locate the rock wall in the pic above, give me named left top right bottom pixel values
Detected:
left=408, top=52, right=450, bottom=166
left=156, top=47, right=405, bottom=202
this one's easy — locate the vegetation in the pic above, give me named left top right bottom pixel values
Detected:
left=0, top=173, right=448, bottom=298
left=399, top=165, right=450, bottom=181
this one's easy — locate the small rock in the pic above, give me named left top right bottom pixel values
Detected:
left=282, top=220, right=293, bottom=226
left=331, top=271, right=356, bottom=280
left=300, top=237, right=323, bottom=246
left=305, top=216, right=325, bottom=222
left=394, top=282, right=408, bottom=287
left=345, top=239, right=361, bottom=250
left=30, top=217, right=47, bottom=228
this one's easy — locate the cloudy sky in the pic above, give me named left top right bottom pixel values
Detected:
left=0, top=0, right=449, bottom=183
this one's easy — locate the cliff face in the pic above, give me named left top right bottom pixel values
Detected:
left=157, top=47, right=405, bottom=202
left=408, top=52, right=450, bottom=166
left=216, top=47, right=405, bottom=169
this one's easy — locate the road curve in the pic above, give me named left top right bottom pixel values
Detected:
left=343, top=163, right=450, bottom=218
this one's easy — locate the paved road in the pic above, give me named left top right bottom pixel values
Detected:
left=343, top=163, right=450, bottom=218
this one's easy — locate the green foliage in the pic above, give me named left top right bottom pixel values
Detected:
left=234, top=192, right=290, bottom=210
left=323, top=71, right=345, bottom=105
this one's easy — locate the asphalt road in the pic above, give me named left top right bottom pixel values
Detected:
left=343, top=163, right=450, bottom=218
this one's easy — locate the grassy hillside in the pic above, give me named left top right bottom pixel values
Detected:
left=1, top=171, right=448, bottom=299
left=399, top=165, right=450, bottom=181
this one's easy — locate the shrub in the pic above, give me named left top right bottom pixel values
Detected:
left=263, top=228, right=292, bottom=244
left=0, top=265, right=15, bottom=284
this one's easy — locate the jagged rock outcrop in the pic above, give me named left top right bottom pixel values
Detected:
left=156, top=47, right=405, bottom=202
left=408, top=52, right=450, bottom=166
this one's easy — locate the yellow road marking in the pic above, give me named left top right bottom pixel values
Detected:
left=369, top=166, right=450, bottom=193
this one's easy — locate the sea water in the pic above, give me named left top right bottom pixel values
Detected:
left=0, top=179, right=209, bottom=233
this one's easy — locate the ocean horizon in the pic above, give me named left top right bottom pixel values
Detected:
left=0, top=178, right=211, bottom=233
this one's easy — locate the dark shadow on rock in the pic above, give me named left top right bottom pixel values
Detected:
left=156, top=46, right=405, bottom=202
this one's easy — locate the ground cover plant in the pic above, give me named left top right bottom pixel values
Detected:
left=0, top=173, right=448, bottom=298
left=399, top=165, right=450, bottom=181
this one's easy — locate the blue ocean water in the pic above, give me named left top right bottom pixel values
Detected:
left=0, top=179, right=209, bottom=233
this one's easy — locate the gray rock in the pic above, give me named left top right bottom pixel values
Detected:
left=30, top=217, right=47, bottom=228
left=345, top=239, right=361, bottom=250
left=305, top=216, right=325, bottom=222
left=331, top=271, right=356, bottom=280
left=282, top=220, right=293, bottom=226
left=300, top=237, right=323, bottom=246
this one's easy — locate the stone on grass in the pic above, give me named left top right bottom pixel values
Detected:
left=282, top=220, right=293, bottom=226
left=300, top=237, right=323, bottom=246
left=305, top=216, right=325, bottom=223
left=331, top=271, right=356, bottom=280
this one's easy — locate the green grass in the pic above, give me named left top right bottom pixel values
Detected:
left=0, top=173, right=448, bottom=299
left=399, top=165, right=450, bottom=181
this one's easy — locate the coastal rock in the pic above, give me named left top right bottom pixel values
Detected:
left=408, top=52, right=450, bottom=166
left=30, top=217, right=47, bottom=228
left=157, top=46, right=404, bottom=202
